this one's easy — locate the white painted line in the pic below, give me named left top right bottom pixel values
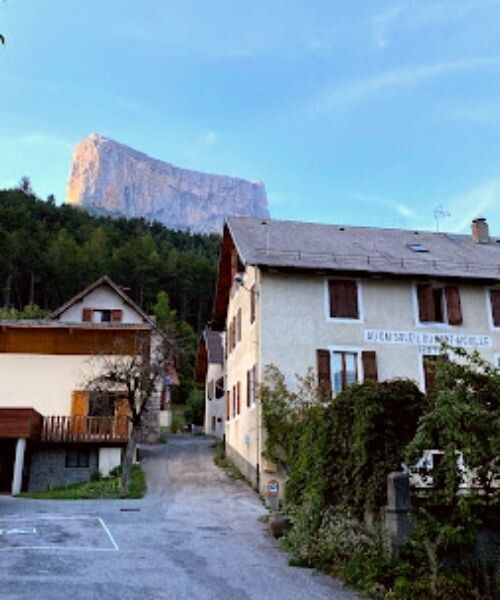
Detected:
left=98, top=517, right=119, bottom=551
left=0, top=516, right=99, bottom=522
left=0, top=546, right=118, bottom=552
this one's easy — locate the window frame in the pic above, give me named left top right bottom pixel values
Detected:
left=65, top=447, right=91, bottom=469
left=412, top=282, right=451, bottom=329
left=324, top=278, right=364, bottom=324
left=328, top=345, right=363, bottom=396
left=485, top=287, right=500, bottom=331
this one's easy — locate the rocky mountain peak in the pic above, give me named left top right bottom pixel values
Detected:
left=67, top=134, right=270, bottom=234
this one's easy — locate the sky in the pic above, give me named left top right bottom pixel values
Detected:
left=1, top=0, right=500, bottom=234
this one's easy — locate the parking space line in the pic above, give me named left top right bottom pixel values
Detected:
left=98, top=517, right=119, bottom=550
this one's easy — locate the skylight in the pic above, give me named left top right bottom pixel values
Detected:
left=407, top=243, right=429, bottom=253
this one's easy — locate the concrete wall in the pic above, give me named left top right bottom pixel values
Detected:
left=28, top=445, right=99, bottom=491
left=204, top=362, right=224, bottom=438
left=58, top=287, right=144, bottom=324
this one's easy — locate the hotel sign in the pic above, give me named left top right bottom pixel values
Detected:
left=364, top=329, right=492, bottom=355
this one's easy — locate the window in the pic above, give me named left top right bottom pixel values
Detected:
left=332, top=351, right=358, bottom=394
left=236, top=382, right=241, bottom=415
left=250, top=285, right=256, bottom=324
left=246, top=365, right=257, bottom=407
left=236, top=309, right=242, bottom=343
left=416, top=284, right=462, bottom=325
left=328, top=279, right=359, bottom=320
left=207, top=379, right=214, bottom=401
left=211, top=416, right=216, bottom=432
left=215, top=377, right=224, bottom=399
left=232, top=385, right=237, bottom=418
left=489, top=289, right=500, bottom=328
left=407, top=243, right=429, bottom=253
left=97, top=309, right=112, bottom=323
left=65, top=447, right=91, bottom=468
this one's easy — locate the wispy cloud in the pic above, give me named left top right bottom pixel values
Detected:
left=349, top=192, right=419, bottom=220
left=445, top=179, right=500, bottom=233
left=0, top=133, right=73, bottom=151
left=371, top=1, right=500, bottom=49
left=201, top=130, right=219, bottom=148
left=313, top=57, right=500, bottom=113
left=440, top=101, right=500, bottom=124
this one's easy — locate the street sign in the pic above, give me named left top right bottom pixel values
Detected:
left=264, top=480, right=279, bottom=496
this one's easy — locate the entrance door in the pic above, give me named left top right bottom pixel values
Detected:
left=0, top=440, right=15, bottom=493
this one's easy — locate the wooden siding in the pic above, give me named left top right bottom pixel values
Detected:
left=0, top=327, right=150, bottom=355
left=42, top=416, right=130, bottom=444
left=0, top=408, right=43, bottom=439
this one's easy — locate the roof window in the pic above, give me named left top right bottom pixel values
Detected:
left=407, top=243, right=429, bottom=253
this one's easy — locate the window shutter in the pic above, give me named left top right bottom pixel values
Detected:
left=316, top=349, right=332, bottom=399
left=111, top=309, right=123, bottom=323
left=490, top=289, right=500, bottom=327
left=237, top=382, right=241, bottom=414
left=417, top=284, right=434, bottom=322
left=362, top=351, right=378, bottom=382
left=329, top=280, right=359, bottom=319
left=246, top=370, right=251, bottom=407
left=226, top=391, right=230, bottom=421
left=444, top=286, right=462, bottom=325
left=82, top=308, right=92, bottom=322
left=71, top=390, right=89, bottom=416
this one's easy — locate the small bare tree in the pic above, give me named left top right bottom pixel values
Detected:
left=85, top=333, right=174, bottom=493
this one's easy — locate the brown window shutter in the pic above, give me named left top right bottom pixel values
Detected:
left=111, top=309, right=123, bottom=323
left=490, top=289, right=500, bottom=327
left=246, top=370, right=251, bottom=407
left=316, top=349, right=332, bottom=399
left=71, top=390, right=89, bottom=416
left=82, top=308, right=92, bottom=322
left=329, top=280, right=359, bottom=319
left=237, top=381, right=241, bottom=414
left=226, top=391, right=230, bottom=420
left=444, top=286, right=462, bottom=325
left=417, top=284, right=434, bottom=322
left=362, top=351, right=378, bottom=382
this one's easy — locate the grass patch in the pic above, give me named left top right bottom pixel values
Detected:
left=19, top=464, right=146, bottom=500
left=213, top=441, right=248, bottom=482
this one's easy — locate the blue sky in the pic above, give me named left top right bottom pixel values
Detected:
left=1, top=0, right=500, bottom=234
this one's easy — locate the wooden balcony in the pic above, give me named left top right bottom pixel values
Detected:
left=41, top=416, right=130, bottom=444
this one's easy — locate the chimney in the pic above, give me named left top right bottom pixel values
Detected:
left=471, top=217, right=490, bottom=244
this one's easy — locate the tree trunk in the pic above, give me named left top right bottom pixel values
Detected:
left=121, top=424, right=140, bottom=494
left=29, top=271, right=35, bottom=305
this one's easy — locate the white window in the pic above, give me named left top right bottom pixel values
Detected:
left=331, top=350, right=359, bottom=394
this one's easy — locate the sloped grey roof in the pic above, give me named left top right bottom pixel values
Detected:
left=226, top=217, right=500, bottom=281
left=204, top=330, right=223, bottom=364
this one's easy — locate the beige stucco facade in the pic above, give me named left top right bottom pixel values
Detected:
left=224, top=266, right=500, bottom=492
left=0, top=353, right=105, bottom=415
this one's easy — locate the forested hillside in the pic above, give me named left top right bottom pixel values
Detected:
left=0, top=188, right=220, bottom=330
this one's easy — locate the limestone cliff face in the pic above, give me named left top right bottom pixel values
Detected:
left=67, top=134, right=270, bottom=233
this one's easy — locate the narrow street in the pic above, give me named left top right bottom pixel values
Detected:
left=0, top=436, right=358, bottom=600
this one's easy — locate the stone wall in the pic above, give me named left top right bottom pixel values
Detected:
left=140, top=392, right=160, bottom=443
left=28, top=445, right=99, bottom=492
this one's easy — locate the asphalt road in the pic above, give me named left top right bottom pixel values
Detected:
left=0, top=436, right=358, bottom=600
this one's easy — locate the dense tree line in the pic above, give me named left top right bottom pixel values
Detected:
left=0, top=187, right=220, bottom=331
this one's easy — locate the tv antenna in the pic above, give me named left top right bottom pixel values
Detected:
left=433, top=205, right=450, bottom=232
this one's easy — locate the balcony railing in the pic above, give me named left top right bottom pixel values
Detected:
left=42, top=416, right=130, bottom=443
